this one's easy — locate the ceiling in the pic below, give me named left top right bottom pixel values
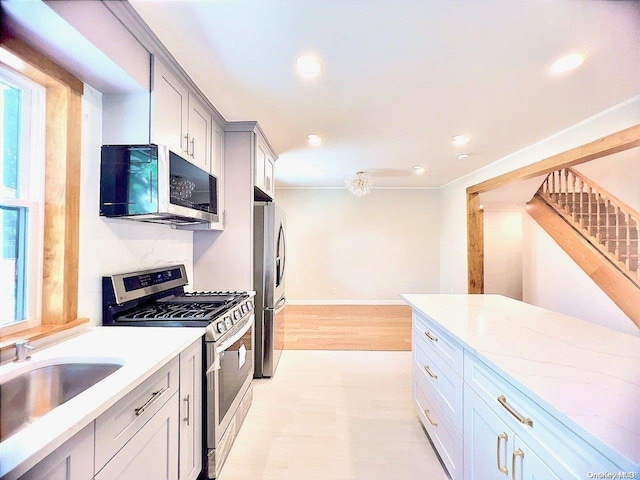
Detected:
left=130, top=1, right=639, bottom=188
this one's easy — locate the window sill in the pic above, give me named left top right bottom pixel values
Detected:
left=0, top=318, right=89, bottom=351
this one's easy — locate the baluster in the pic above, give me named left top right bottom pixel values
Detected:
left=605, top=199, right=610, bottom=251
left=615, top=206, right=621, bottom=261
left=596, top=193, right=602, bottom=242
left=571, top=172, right=577, bottom=218
left=626, top=213, right=632, bottom=270
left=563, top=169, right=569, bottom=210
left=587, top=186, right=593, bottom=235
left=578, top=179, right=584, bottom=227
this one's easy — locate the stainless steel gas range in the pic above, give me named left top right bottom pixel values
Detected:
left=102, top=264, right=254, bottom=479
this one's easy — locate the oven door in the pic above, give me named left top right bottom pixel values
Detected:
left=206, top=314, right=254, bottom=447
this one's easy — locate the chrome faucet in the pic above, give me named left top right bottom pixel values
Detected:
left=14, top=340, right=34, bottom=362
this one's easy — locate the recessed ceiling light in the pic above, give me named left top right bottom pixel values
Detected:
left=452, top=135, right=470, bottom=146
left=307, top=134, right=322, bottom=146
left=413, top=165, right=426, bottom=175
left=296, top=55, right=322, bottom=77
left=457, top=153, right=470, bottom=160
left=550, top=53, right=585, bottom=74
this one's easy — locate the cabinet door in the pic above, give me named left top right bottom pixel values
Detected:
left=187, top=94, right=211, bottom=172
left=153, top=59, right=189, bottom=156
left=512, top=437, right=566, bottom=480
left=179, top=339, right=203, bottom=480
left=95, top=393, right=179, bottom=480
left=18, top=424, right=94, bottom=480
left=465, top=386, right=514, bottom=480
left=264, top=154, right=274, bottom=198
left=254, top=135, right=266, bottom=193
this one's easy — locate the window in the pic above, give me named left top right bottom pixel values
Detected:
left=0, top=66, right=45, bottom=333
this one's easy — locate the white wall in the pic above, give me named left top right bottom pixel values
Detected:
left=77, top=85, right=194, bottom=325
left=483, top=207, right=523, bottom=300
left=522, top=215, right=638, bottom=337
left=275, top=188, right=440, bottom=304
left=439, top=96, right=640, bottom=332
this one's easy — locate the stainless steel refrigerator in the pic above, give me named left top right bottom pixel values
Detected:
left=253, top=202, right=286, bottom=378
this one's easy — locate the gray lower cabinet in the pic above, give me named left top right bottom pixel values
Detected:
left=94, top=394, right=179, bottom=480
left=17, top=340, right=202, bottom=480
left=16, top=423, right=94, bottom=480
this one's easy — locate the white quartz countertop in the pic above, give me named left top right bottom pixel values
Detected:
left=401, top=294, right=640, bottom=468
left=0, top=326, right=205, bottom=479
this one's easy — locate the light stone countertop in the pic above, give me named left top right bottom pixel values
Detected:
left=0, top=326, right=205, bottom=479
left=401, top=294, right=640, bottom=469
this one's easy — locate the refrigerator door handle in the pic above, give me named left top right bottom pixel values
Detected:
left=266, top=295, right=286, bottom=313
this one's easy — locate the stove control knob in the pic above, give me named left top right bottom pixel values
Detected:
left=240, top=304, right=248, bottom=314
left=225, top=316, right=233, bottom=328
left=233, top=310, right=242, bottom=321
left=247, top=300, right=254, bottom=311
left=217, top=322, right=227, bottom=334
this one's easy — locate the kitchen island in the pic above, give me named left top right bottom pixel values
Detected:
left=0, top=326, right=205, bottom=479
left=402, top=294, right=640, bottom=479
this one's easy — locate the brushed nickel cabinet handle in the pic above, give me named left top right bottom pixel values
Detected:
left=512, top=448, right=524, bottom=480
left=498, top=395, right=534, bottom=427
left=183, top=394, right=190, bottom=425
left=424, top=365, right=438, bottom=379
left=134, top=387, right=165, bottom=416
left=423, top=409, right=438, bottom=427
left=496, top=432, right=509, bottom=475
left=190, top=137, right=195, bottom=158
left=184, top=134, right=190, bottom=154
left=424, top=330, right=438, bottom=342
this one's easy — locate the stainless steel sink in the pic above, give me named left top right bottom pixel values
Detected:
left=0, top=361, right=123, bottom=441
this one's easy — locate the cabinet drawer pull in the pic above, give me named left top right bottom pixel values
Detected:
left=184, top=134, right=190, bottom=154
left=423, top=409, right=438, bottom=427
left=423, top=365, right=438, bottom=379
left=134, top=388, right=165, bottom=416
left=190, top=137, right=195, bottom=158
left=183, top=394, right=190, bottom=425
left=497, top=395, right=534, bottom=427
left=496, top=432, right=508, bottom=475
left=511, top=448, right=524, bottom=480
left=424, top=330, right=438, bottom=342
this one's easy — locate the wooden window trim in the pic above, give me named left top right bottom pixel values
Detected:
left=0, top=33, right=87, bottom=349
left=466, top=124, right=640, bottom=293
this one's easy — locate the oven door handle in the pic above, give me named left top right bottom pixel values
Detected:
left=206, top=314, right=253, bottom=374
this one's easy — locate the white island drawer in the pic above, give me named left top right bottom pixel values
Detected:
left=413, top=311, right=463, bottom=376
left=95, top=356, right=179, bottom=472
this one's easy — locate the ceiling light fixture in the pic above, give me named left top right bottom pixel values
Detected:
left=550, top=53, right=585, bottom=74
left=457, top=153, right=470, bottom=160
left=413, top=165, right=426, bottom=175
left=307, top=134, right=322, bottom=146
left=296, top=55, right=322, bottom=77
left=345, top=171, right=374, bottom=197
left=452, top=135, right=470, bottom=146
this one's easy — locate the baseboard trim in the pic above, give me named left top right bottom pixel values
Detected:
left=286, top=299, right=406, bottom=306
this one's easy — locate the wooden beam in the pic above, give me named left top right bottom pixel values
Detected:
left=467, top=192, right=484, bottom=293
left=526, top=196, right=640, bottom=328
left=0, top=32, right=84, bottom=94
left=467, top=124, right=640, bottom=195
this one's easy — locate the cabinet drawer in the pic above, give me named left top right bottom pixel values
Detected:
left=414, top=371, right=463, bottom=480
left=413, top=311, right=463, bottom=376
left=95, top=357, right=179, bottom=472
left=413, top=331, right=463, bottom=434
left=464, top=353, right=626, bottom=476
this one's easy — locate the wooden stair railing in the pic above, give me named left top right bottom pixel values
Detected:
left=538, top=168, right=640, bottom=288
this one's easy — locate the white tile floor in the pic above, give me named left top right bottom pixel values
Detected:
left=219, top=350, right=449, bottom=480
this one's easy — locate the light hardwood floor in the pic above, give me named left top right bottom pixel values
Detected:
left=283, top=305, right=412, bottom=351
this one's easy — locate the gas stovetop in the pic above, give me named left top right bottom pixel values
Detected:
left=102, top=266, right=254, bottom=341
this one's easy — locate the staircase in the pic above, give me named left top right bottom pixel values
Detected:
left=537, top=167, right=639, bottom=288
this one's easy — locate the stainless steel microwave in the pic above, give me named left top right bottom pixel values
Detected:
left=100, top=144, right=218, bottom=226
